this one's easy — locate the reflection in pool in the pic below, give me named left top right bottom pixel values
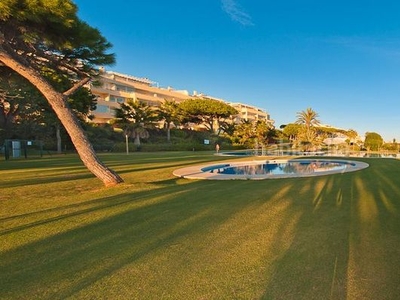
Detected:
left=215, top=160, right=354, bottom=176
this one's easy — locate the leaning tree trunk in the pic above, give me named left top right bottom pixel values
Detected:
left=0, top=50, right=123, bottom=186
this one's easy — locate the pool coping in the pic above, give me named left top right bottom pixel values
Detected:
left=173, top=158, right=369, bottom=180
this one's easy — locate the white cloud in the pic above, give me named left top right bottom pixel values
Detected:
left=221, top=0, right=254, bottom=26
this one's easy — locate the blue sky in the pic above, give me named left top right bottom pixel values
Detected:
left=74, top=0, right=400, bottom=142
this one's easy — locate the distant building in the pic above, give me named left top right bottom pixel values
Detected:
left=90, top=68, right=190, bottom=123
left=229, top=102, right=274, bottom=126
left=89, top=68, right=274, bottom=128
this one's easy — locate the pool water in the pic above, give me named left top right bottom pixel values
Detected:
left=217, top=160, right=355, bottom=176
left=174, top=159, right=369, bottom=180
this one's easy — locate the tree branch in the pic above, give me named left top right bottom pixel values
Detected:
left=63, top=77, right=91, bottom=96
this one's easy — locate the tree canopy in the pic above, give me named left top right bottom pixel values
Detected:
left=0, top=1, right=114, bottom=70
left=179, top=98, right=238, bottom=133
left=364, top=132, right=383, bottom=151
left=231, top=120, right=273, bottom=148
left=281, top=123, right=302, bottom=141
left=0, top=0, right=122, bottom=186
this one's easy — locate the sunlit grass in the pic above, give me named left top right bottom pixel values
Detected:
left=1, top=153, right=400, bottom=299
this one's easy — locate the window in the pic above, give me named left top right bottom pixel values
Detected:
left=115, top=84, right=135, bottom=93
left=95, top=105, right=112, bottom=113
left=109, top=96, right=125, bottom=103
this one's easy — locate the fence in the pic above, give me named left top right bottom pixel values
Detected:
left=2, top=140, right=43, bottom=160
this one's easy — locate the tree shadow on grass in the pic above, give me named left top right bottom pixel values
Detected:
left=0, top=178, right=272, bottom=299
left=0, top=182, right=182, bottom=235
left=261, top=161, right=400, bottom=300
left=2, top=159, right=400, bottom=299
left=0, top=154, right=229, bottom=188
left=261, top=174, right=352, bottom=299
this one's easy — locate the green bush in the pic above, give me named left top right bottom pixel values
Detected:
left=111, top=142, right=217, bottom=152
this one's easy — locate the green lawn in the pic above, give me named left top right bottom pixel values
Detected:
left=1, top=152, right=400, bottom=299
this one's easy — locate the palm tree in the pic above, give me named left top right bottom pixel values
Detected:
left=232, top=120, right=255, bottom=148
left=232, top=120, right=272, bottom=149
left=112, top=100, right=158, bottom=149
left=296, top=107, right=320, bottom=129
left=295, top=108, right=321, bottom=150
left=157, top=99, right=180, bottom=142
left=253, top=120, right=273, bottom=147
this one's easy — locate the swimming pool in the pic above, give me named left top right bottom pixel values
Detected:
left=173, top=159, right=369, bottom=180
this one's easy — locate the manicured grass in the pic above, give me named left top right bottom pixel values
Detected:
left=1, top=152, right=400, bottom=299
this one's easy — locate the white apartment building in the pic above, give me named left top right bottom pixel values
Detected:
left=229, top=102, right=274, bottom=126
left=90, top=68, right=191, bottom=123
left=89, top=68, right=274, bottom=127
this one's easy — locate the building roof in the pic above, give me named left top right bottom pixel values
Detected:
left=103, top=70, right=156, bottom=86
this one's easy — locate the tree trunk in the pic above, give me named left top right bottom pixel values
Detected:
left=56, top=123, right=62, bottom=154
left=134, top=135, right=141, bottom=147
left=0, top=50, right=123, bottom=186
left=166, top=122, right=171, bottom=142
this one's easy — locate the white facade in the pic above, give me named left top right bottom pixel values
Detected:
left=89, top=69, right=274, bottom=127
